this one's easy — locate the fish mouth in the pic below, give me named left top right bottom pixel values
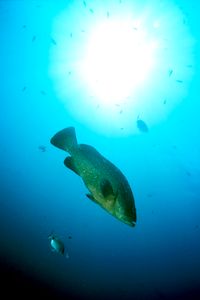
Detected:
left=116, top=215, right=136, bottom=227
left=122, top=219, right=136, bottom=227
left=115, top=209, right=136, bottom=227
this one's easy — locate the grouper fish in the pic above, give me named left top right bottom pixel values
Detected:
left=50, top=127, right=137, bottom=227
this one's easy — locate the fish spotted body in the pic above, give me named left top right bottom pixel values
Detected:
left=50, top=127, right=136, bottom=227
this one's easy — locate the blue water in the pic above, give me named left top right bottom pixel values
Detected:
left=1, top=1, right=200, bottom=299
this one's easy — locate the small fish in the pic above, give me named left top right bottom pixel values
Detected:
left=68, top=235, right=72, bottom=239
left=147, top=193, right=153, bottom=198
left=83, top=1, right=87, bottom=7
left=38, top=145, right=46, bottom=152
left=48, top=234, right=65, bottom=255
left=22, top=86, right=27, bottom=92
left=183, top=18, right=186, bottom=25
left=168, top=69, right=173, bottom=77
left=40, top=90, right=46, bottom=95
left=89, top=8, right=94, bottom=14
left=51, top=38, right=57, bottom=45
left=176, top=79, right=183, bottom=83
left=32, top=35, right=36, bottom=42
left=70, top=32, right=73, bottom=38
left=137, top=116, right=149, bottom=133
left=163, top=99, right=167, bottom=105
left=185, top=170, right=191, bottom=177
left=107, top=11, right=110, bottom=18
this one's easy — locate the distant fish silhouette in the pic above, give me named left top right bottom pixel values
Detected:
left=163, top=99, right=167, bottom=105
left=40, top=90, right=46, bottom=95
left=168, top=69, right=173, bottom=77
left=32, top=35, right=36, bottom=42
left=51, top=38, right=57, bottom=45
left=48, top=234, right=65, bottom=255
left=136, top=116, right=149, bottom=132
left=185, top=170, right=191, bottom=177
left=22, top=86, right=27, bottom=92
left=38, top=145, right=46, bottom=152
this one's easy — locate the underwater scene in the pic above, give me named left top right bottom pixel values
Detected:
left=1, top=0, right=200, bottom=299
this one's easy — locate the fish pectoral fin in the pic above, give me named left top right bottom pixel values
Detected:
left=100, top=179, right=115, bottom=199
left=64, top=157, right=80, bottom=176
left=86, top=193, right=98, bottom=203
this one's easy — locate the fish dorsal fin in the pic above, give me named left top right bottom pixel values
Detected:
left=64, top=157, right=80, bottom=176
left=100, top=179, right=114, bottom=199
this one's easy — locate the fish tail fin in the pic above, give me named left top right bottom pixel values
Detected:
left=50, top=127, right=78, bottom=154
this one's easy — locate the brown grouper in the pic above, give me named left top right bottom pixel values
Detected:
left=50, top=127, right=136, bottom=227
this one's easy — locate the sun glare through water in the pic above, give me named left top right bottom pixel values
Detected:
left=49, top=0, right=195, bottom=136
left=80, top=20, right=157, bottom=106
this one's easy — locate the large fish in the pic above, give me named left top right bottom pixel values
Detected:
left=50, top=127, right=136, bottom=227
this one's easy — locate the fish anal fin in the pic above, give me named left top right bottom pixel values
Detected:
left=100, top=179, right=114, bottom=199
left=64, top=157, right=80, bottom=176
